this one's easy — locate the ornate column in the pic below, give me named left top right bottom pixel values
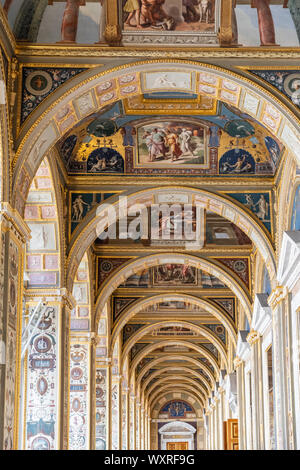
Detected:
left=246, top=331, right=262, bottom=450
left=60, top=0, right=80, bottom=43
left=254, top=0, right=277, bottom=46
left=268, top=286, right=295, bottom=449
left=0, top=204, right=30, bottom=450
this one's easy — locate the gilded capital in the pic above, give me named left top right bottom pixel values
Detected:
left=247, top=330, right=260, bottom=346
left=268, top=285, right=289, bottom=310
left=233, top=356, right=243, bottom=369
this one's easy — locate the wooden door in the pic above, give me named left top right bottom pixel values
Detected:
left=223, top=419, right=239, bottom=450
left=167, top=442, right=189, bottom=450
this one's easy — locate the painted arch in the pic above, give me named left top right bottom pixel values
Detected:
left=111, top=293, right=237, bottom=352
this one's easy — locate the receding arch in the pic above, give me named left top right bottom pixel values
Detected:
left=145, top=376, right=208, bottom=405
left=68, top=186, right=276, bottom=295
left=149, top=385, right=206, bottom=410
left=135, top=354, right=216, bottom=388
left=122, top=320, right=227, bottom=372
left=111, top=293, right=237, bottom=352
left=94, top=252, right=252, bottom=329
left=128, top=339, right=220, bottom=379
left=141, top=366, right=212, bottom=397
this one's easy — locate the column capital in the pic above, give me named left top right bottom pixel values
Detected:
left=268, top=285, right=289, bottom=309
left=246, top=330, right=260, bottom=346
left=24, top=288, right=76, bottom=309
left=233, top=356, right=243, bottom=369
left=0, top=202, right=31, bottom=242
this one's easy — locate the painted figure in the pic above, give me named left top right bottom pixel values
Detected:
left=182, top=0, right=200, bottom=23
left=291, top=79, right=300, bottom=106
left=198, top=0, right=211, bottom=23
left=72, top=195, right=90, bottom=222
left=165, top=129, right=182, bottom=161
left=179, top=128, right=193, bottom=154
left=124, top=0, right=142, bottom=28
left=254, top=194, right=269, bottom=221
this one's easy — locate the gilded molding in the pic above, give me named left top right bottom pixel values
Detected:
left=15, top=45, right=300, bottom=59
left=0, top=201, right=30, bottom=241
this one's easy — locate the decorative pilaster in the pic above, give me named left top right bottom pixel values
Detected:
left=136, top=401, right=141, bottom=450
left=234, top=357, right=245, bottom=450
left=0, top=204, right=30, bottom=450
left=269, top=286, right=295, bottom=449
left=68, top=332, right=93, bottom=450
left=104, top=0, right=121, bottom=46
left=247, top=330, right=262, bottom=450
left=130, top=395, right=136, bottom=450
left=254, top=0, right=278, bottom=46
left=20, top=288, right=74, bottom=450
left=219, top=0, right=235, bottom=46
left=122, top=387, right=130, bottom=450
left=95, top=360, right=109, bottom=450
left=111, top=372, right=122, bottom=450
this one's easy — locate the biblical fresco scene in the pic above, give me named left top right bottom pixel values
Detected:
left=57, top=99, right=284, bottom=177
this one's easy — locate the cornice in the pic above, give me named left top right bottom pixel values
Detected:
left=15, top=44, right=300, bottom=59
left=0, top=201, right=30, bottom=241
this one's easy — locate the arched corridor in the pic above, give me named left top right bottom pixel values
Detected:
left=0, top=0, right=300, bottom=452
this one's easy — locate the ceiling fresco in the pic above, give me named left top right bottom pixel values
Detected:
left=57, top=99, right=284, bottom=177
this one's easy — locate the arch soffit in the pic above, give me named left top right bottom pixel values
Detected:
left=68, top=187, right=276, bottom=296
left=111, top=292, right=237, bottom=352
left=122, top=321, right=227, bottom=373
left=13, top=59, right=300, bottom=185
left=94, top=254, right=252, bottom=332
